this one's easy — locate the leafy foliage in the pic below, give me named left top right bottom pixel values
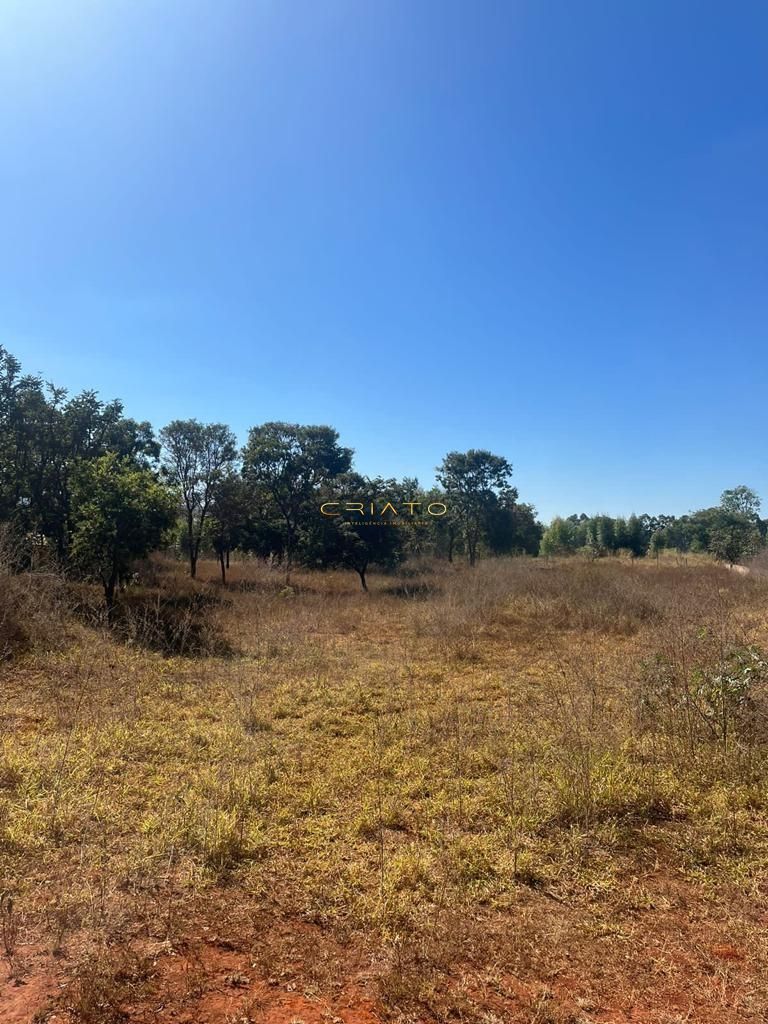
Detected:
left=71, top=454, right=176, bottom=609
left=241, top=422, right=353, bottom=577
left=159, top=419, right=237, bottom=578
left=436, top=450, right=515, bottom=566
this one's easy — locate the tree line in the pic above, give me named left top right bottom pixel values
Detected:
left=540, top=485, right=765, bottom=565
left=3, top=345, right=762, bottom=610
left=0, top=346, right=541, bottom=605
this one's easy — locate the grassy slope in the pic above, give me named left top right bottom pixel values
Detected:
left=2, top=556, right=768, bottom=1023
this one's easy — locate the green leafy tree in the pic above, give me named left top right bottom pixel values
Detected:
left=160, top=419, right=237, bottom=578
left=70, top=454, right=176, bottom=612
left=241, top=422, right=352, bottom=580
left=204, top=472, right=249, bottom=584
left=659, top=516, right=692, bottom=553
left=626, top=514, right=648, bottom=557
left=436, top=450, right=514, bottom=567
left=584, top=515, right=615, bottom=557
left=683, top=506, right=761, bottom=563
left=309, top=474, right=405, bottom=590
left=648, top=529, right=665, bottom=560
left=540, top=516, right=578, bottom=556
left=0, top=346, right=45, bottom=530
left=1, top=347, right=160, bottom=563
left=405, top=485, right=456, bottom=561
left=720, top=485, right=761, bottom=521
left=708, top=511, right=761, bottom=565
left=486, top=496, right=542, bottom=555
left=613, top=517, right=629, bottom=551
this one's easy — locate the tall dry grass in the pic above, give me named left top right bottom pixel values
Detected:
left=0, top=528, right=65, bottom=659
left=3, top=552, right=768, bottom=1021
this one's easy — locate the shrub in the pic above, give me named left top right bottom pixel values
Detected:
left=639, top=636, right=768, bottom=749
left=0, top=530, right=65, bottom=659
left=70, top=584, right=230, bottom=657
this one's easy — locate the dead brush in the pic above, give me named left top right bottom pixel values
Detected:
left=638, top=629, right=768, bottom=755
left=402, top=557, right=678, bottom=646
left=0, top=891, right=18, bottom=977
left=65, top=947, right=151, bottom=1024
left=71, top=577, right=232, bottom=656
left=403, top=558, right=526, bottom=654
left=6, top=553, right=768, bottom=1023
left=117, top=586, right=231, bottom=656
left=0, top=526, right=66, bottom=659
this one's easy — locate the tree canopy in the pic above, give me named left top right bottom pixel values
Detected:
left=160, top=419, right=237, bottom=578
left=1, top=345, right=764, bottom=601
left=70, top=454, right=176, bottom=611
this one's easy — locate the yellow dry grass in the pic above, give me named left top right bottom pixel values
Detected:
left=2, top=556, right=768, bottom=1022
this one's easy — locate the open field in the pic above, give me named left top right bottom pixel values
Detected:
left=2, top=556, right=768, bottom=1023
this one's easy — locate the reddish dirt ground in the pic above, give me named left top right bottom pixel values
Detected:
left=3, top=872, right=767, bottom=1024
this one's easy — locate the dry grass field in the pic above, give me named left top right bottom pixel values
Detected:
left=2, top=554, right=768, bottom=1023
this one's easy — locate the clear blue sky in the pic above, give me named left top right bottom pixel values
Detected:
left=1, top=1, right=766, bottom=522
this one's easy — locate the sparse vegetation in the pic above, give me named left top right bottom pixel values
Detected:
left=4, top=2, right=765, bottom=1020
left=2, top=555, right=768, bottom=1021
left=3, top=344, right=768, bottom=1021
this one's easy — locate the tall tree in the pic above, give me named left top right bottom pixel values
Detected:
left=626, top=513, right=648, bottom=557
left=720, top=485, right=761, bottom=520
left=311, top=474, right=405, bottom=590
left=241, top=422, right=352, bottom=580
left=70, top=454, right=176, bottom=613
left=485, top=494, right=542, bottom=555
left=705, top=510, right=761, bottom=565
left=436, top=450, right=513, bottom=567
left=0, top=346, right=45, bottom=529
left=205, top=471, right=249, bottom=584
left=160, top=420, right=237, bottom=578
left=0, top=347, right=160, bottom=563
left=540, top=516, right=578, bottom=556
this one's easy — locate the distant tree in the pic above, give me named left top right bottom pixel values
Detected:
left=566, top=514, right=590, bottom=549
left=682, top=506, right=761, bottom=564
left=205, top=472, right=249, bottom=584
left=160, top=419, right=237, bottom=579
left=613, top=517, right=629, bottom=551
left=597, top=516, right=616, bottom=554
left=720, top=485, right=761, bottom=521
left=418, top=486, right=458, bottom=561
left=584, top=515, right=615, bottom=557
left=311, top=474, right=405, bottom=590
left=626, top=514, right=648, bottom=557
left=0, top=347, right=162, bottom=563
left=540, top=516, right=578, bottom=556
left=648, top=530, right=665, bottom=560
left=660, top=516, right=692, bottom=554
left=508, top=502, right=544, bottom=555
left=0, top=346, right=45, bottom=529
left=484, top=490, right=542, bottom=556
left=241, top=422, right=352, bottom=580
left=708, top=511, right=761, bottom=565
left=70, top=454, right=176, bottom=613
left=436, top=450, right=514, bottom=567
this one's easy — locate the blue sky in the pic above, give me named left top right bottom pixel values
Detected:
left=1, top=1, right=766, bottom=522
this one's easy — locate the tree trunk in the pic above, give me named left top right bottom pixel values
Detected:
left=357, top=567, right=368, bottom=592
left=104, top=579, right=116, bottom=617
left=284, top=522, right=295, bottom=585
left=187, top=512, right=197, bottom=578
left=104, top=570, right=118, bottom=622
left=468, top=536, right=477, bottom=567
left=219, top=550, right=226, bottom=585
